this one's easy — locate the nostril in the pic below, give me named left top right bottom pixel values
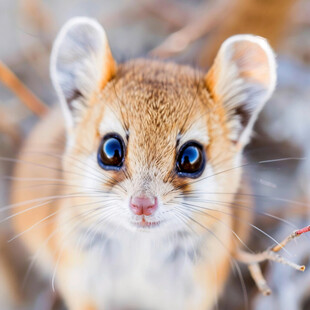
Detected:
left=143, top=200, right=158, bottom=216
left=130, top=203, right=143, bottom=215
left=130, top=196, right=158, bottom=216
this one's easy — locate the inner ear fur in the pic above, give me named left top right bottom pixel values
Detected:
left=50, top=17, right=116, bottom=127
left=206, top=34, right=276, bottom=146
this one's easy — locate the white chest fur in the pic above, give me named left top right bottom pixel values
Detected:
left=71, top=230, right=201, bottom=310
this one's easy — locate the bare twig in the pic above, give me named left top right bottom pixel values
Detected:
left=99, top=6, right=146, bottom=28
left=136, top=0, right=191, bottom=29
left=0, top=108, right=21, bottom=145
left=0, top=61, right=49, bottom=117
left=19, top=0, right=55, bottom=37
left=272, top=225, right=310, bottom=252
left=150, top=0, right=231, bottom=58
left=236, top=225, right=310, bottom=295
left=248, top=263, right=271, bottom=296
left=18, top=0, right=55, bottom=78
left=237, top=248, right=305, bottom=271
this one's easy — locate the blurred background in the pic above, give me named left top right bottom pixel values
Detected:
left=0, top=0, right=309, bottom=309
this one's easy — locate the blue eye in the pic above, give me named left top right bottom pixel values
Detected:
left=176, top=141, right=205, bottom=178
left=97, top=134, right=125, bottom=170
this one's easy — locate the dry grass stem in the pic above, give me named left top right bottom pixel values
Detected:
left=150, top=0, right=231, bottom=58
left=236, top=225, right=310, bottom=295
left=248, top=263, right=272, bottom=296
left=0, top=108, right=21, bottom=144
left=272, top=225, right=310, bottom=252
left=0, top=61, right=49, bottom=117
left=137, top=0, right=191, bottom=29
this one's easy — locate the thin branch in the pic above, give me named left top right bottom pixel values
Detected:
left=237, top=248, right=305, bottom=271
left=150, top=0, right=231, bottom=58
left=272, top=225, right=310, bottom=252
left=0, top=108, right=21, bottom=145
left=19, top=0, right=55, bottom=38
left=248, top=263, right=271, bottom=296
left=236, top=225, right=310, bottom=295
left=136, top=0, right=191, bottom=29
left=0, top=61, right=49, bottom=117
left=99, top=6, right=146, bottom=28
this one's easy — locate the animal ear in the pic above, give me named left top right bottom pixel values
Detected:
left=50, top=17, right=116, bottom=127
left=206, top=34, right=276, bottom=147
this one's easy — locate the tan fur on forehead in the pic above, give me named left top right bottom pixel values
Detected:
left=71, top=59, right=234, bottom=174
left=115, top=60, right=205, bottom=131
left=103, top=60, right=218, bottom=174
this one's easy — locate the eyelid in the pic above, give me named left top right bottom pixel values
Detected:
left=177, top=140, right=204, bottom=153
left=177, top=124, right=209, bottom=149
left=99, top=130, right=127, bottom=146
left=98, top=109, right=128, bottom=143
left=176, top=138, right=205, bottom=153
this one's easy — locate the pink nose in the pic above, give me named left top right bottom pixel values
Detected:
left=130, top=196, right=158, bottom=216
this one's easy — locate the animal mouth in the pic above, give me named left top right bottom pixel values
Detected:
left=132, top=216, right=161, bottom=228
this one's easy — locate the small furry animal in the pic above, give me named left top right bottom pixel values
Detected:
left=10, top=17, right=276, bottom=310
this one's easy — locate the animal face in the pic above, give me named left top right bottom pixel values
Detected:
left=51, top=18, right=276, bottom=242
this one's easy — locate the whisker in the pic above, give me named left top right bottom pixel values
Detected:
left=172, top=157, right=307, bottom=192
left=0, top=156, right=105, bottom=185
left=174, top=204, right=252, bottom=252
left=173, top=208, right=249, bottom=309
left=258, top=157, right=306, bottom=164
left=51, top=207, right=123, bottom=291
left=0, top=192, right=107, bottom=220
left=175, top=201, right=291, bottom=256
left=175, top=196, right=296, bottom=228
left=76, top=202, right=123, bottom=252
left=22, top=151, right=127, bottom=190
left=8, top=197, right=119, bottom=242
left=22, top=207, right=103, bottom=288
left=179, top=190, right=309, bottom=208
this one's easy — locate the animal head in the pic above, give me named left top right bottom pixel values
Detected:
left=50, top=17, right=276, bottom=239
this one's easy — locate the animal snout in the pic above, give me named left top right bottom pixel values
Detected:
left=130, top=195, right=158, bottom=216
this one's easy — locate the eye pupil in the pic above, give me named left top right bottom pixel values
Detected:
left=181, top=146, right=199, bottom=168
left=176, top=142, right=205, bottom=178
left=104, top=138, right=122, bottom=161
left=98, top=134, right=125, bottom=170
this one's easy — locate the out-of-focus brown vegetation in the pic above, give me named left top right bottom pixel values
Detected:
left=0, top=0, right=310, bottom=309
left=0, top=61, right=48, bottom=117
